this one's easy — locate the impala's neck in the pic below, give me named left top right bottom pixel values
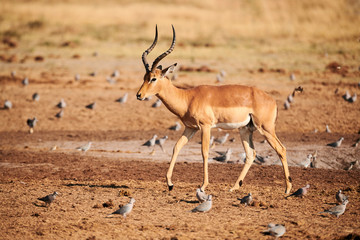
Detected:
left=156, top=79, right=190, bottom=118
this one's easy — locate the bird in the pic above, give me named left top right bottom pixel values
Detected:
left=152, top=99, right=162, bottom=108
left=4, top=100, right=12, bottom=109
left=299, top=154, right=312, bottom=168
left=27, top=117, right=38, bottom=133
left=142, top=135, right=157, bottom=147
left=216, top=73, right=224, bottom=83
left=196, top=188, right=208, bottom=203
left=352, top=138, right=360, bottom=148
left=86, top=102, right=96, bottom=110
left=289, top=73, right=296, bottom=81
left=22, top=77, right=29, bottom=86
left=106, top=76, right=117, bottom=85
left=284, top=100, right=290, bottom=110
left=286, top=184, right=310, bottom=198
left=263, top=223, right=286, bottom=238
left=343, top=91, right=351, bottom=101
left=327, top=137, right=344, bottom=147
left=111, top=70, right=120, bottom=78
left=214, top=133, right=229, bottom=145
left=32, top=93, right=40, bottom=102
left=325, top=125, right=331, bottom=133
left=107, top=198, right=135, bottom=218
left=155, top=136, right=168, bottom=152
left=213, top=148, right=232, bottom=162
left=116, top=93, right=128, bottom=103
left=56, top=99, right=66, bottom=108
left=89, top=71, right=97, bottom=77
left=74, top=74, right=80, bottom=81
left=169, top=122, right=181, bottom=131
left=37, top=192, right=58, bottom=207
left=345, top=160, right=358, bottom=171
left=76, top=142, right=92, bottom=152
left=55, top=109, right=64, bottom=118
left=191, top=195, right=212, bottom=212
left=239, top=193, right=253, bottom=206
left=11, top=70, right=16, bottom=78
left=336, top=190, right=348, bottom=204
left=349, top=93, right=357, bottom=103
left=220, top=70, right=227, bottom=78
left=319, top=199, right=349, bottom=218
left=254, top=154, right=268, bottom=165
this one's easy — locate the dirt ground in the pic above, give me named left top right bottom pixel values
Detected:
left=1, top=1, right=360, bottom=239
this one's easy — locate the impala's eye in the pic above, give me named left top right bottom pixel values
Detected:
left=150, top=78, right=157, bottom=82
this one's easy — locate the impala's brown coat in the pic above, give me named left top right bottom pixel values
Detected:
left=137, top=26, right=292, bottom=194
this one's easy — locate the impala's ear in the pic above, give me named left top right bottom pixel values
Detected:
left=161, top=63, right=177, bottom=77
left=157, top=65, right=163, bottom=70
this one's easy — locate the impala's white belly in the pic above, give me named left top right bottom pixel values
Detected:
left=212, top=115, right=251, bottom=130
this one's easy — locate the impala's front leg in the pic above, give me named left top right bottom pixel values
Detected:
left=166, top=127, right=197, bottom=191
left=200, top=125, right=211, bottom=191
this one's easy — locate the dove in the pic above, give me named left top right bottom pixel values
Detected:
left=22, top=77, right=29, bottom=86
left=57, top=98, right=66, bottom=108
left=108, top=198, right=135, bottom=218
left=106, top=76, right=117, bottom=84
left=32, top=93, right=40, bottom=101
left=343, top=91, right=351, bottom=101
left=89, top=71, right=97, bottom=77
left=169, top=122, right=181, bottom=131
left=254, top=154, right=268, bottom=165
left=55, top=109, right=64, bottom=118
left=319, top=199, right=349, bottom=218
left=239, top=193, right=253, bottom=206
left=299, top=154, right=312, bottom=168
left=4, top=100, right=12, bottom=109
left=11, top=70, right=16, bottom=78
left=27, top=117, right=38, bottom=133
left=213, top=148, right=232, bottom=162
left=263, top=223, right=286, bottom=238
left=220, top=70, right=226, bottom=78
left=191, top=195, right=212, bottom=212
left=349, top=93, right=357, bottom=103
left=336, top=190, right=348, bottom=204
left=352, top=138, right=360, bottom=148
left=325, top=125, right=331, bottom=133
left=214, top=133, right=229, bottom=145
left=286, top=184, right=310, bottom=199
left=116, top=93, right=128, bottom=103
left=151, top=99, right=162, bottom=108
left=86, top=102, right=96, bottom=110
left=142, top=135, right=157, bottom=147
left=284, top=100, right=290, bottom=110
left=37, top=192, right=58, bottom=207
left=289, top=73, right=296, bottom=81
left=76, top=142, right=92, bottom=152
left=74, top=73, right=80, bottom=81
left=155, top=135, right=168, bottom=152
left=111, top=70, right=120, bottom=78
left=216, top=73, right=224, bottom=83
left=196, top=188, right=208, bottom=203
left=93, top=51, right=98, bottom=57
left=327, top=137, right=344, bottom=147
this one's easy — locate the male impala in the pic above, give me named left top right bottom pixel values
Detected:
left=136, top=25, right=292, bottom=194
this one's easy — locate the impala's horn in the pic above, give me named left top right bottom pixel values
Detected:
left=142, top=25, right=158, bottom=73
left=150, top=25, right=176, bottom=73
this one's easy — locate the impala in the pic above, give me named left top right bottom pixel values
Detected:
left=136, top=25, right=292, bottom=194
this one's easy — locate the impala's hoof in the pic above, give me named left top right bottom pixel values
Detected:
left=168, top=185, right=174, bottom=191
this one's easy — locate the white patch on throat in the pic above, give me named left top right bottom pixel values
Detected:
left=212, top=115, right=251, bottom=130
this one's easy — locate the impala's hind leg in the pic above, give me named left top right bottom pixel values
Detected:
left=261, top=127, right=292, bottom=194
left=230, top=127, right=256, bottom=192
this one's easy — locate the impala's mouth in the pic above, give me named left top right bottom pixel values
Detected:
left=136, top=94, right=145, bottom=101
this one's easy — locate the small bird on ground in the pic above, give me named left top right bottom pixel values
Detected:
left=319, top=199, right=349, bottom=218
left=76, top=142, right=92, bottom=152
left=336, top=190, right=348, bottom=204
left=343, top=91, right=351, bottom=101
left=284, top=100, right=290, bottom=110
left=22, top=77, right=29, bottom=86
left=214, top=133, right=229, bottom=145
left=4, top=100, right=12, bottom=109
left=327, top=137, right=344, bottom=147
left=216, top=73, right=224, bottom=83
left=196, top=188, right=208, bottom=203
left=263, top=223, right=286, bottom=238
left=286, top=184, right=310, bottom=199
left=152, top=99, right=162, bottom=108
left=11, top=70, right=16, bottom=78
left=57, top=98, right=66, bottom=108
left=239, top=193, right=253, bottom=206
left=299, top=154, right=312, bottom=168
left=325, top=125, right=331, bottom=133
left=290, top=73, right=296, bottom=81
left=74, top=74, right=80, bottom=81
left=107, top=198, right=135, bottom=218
left=191, top=195, right=212, bottom=212
left=37, top=192, right=58, bottom=207
left=32, top=93, right=40, bottom=102
left=27, top=117, right=38, bottom=134
left=155, top=136, right=168, bottom=152
left=116, top=93, right=128, bottom=103
left=344, top=160, right=358, bottom=171
left=55, top=109, right=64, bottom=118
left=220, top=70, right=226, bottom=78
left=213, top=148, right=232, bottom=162
left=169, top=122, right=181, bottom=131
left=142, top=135, right=157, bottom=147
left=349, top=93, right=357, bottom=103
left=352, top=138, right=360, bottom=148
left=111, top=70, right=120, bottom=78
left=106, top=76, right=117, bottom=85
left=89, top=71, right=97, bottom=77
left=86, top=102, right=96, bottom=110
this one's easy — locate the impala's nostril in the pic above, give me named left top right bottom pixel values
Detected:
left=136, top=93, right=142, bottom=100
